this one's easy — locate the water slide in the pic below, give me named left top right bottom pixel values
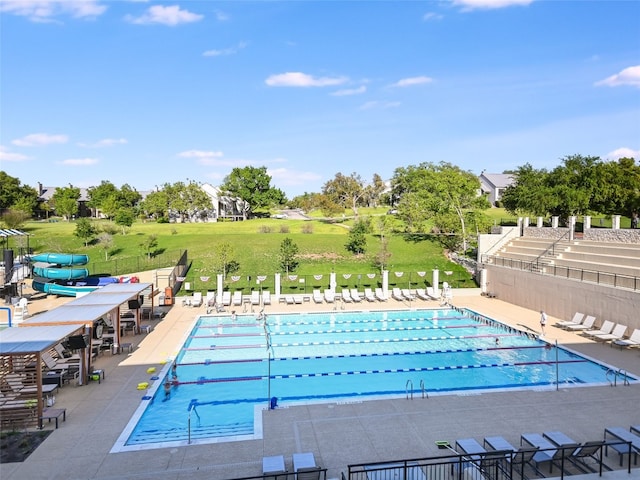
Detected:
left=28, top=252, right=119, bottom=297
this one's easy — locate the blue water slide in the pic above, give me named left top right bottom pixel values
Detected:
left=32, top=266, right=90, bottom=280
left=31, top=278, right=99, bottom=297
left=28, top=253, right=89, bottom=266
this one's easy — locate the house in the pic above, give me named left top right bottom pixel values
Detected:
left=201, top=183, right=249, bottom=222
left=36, top=183, right=92, bottom=218
left=479, top=172, right=515, bottom=206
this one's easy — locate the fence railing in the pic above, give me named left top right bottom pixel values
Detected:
left=86, top=249, right=188, bottom=277
left=481, top=255, right=640, bottom=291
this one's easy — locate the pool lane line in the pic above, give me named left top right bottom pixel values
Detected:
left=272, top=332, right=522, bottom=347
left=267, top=323, right=492, bottom=336
left=176, top=358, right=589, bottom=384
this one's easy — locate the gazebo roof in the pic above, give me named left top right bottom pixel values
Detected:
left=0, top=324, right=82, bottom=355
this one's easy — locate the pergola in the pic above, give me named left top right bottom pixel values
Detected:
left=0, top=324, right=84, bottom=430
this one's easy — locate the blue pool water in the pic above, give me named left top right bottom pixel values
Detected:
left=117, top=308, right=635, bottom=449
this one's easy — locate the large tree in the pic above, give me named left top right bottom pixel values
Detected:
left=0, top=171, right=39, bottom=217
left=140, top=189, right=169, bottom=220
left=164, top=181, right=213, bottom=222
left=322, top=172, right=376, bottom=216
left=391, top=162, right=489, bottom=251
left=221, top=166, right=286, bottom=215
left=88, top=181, right=142, bottom=219
left=51, top=185, right=81, bottom=220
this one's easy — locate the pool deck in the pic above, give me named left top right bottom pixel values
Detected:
left=2, top=278, right=640, bottom=480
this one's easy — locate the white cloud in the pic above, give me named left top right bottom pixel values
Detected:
left=267, top=167, right=323, bottom=188
left=12, top=133, right=68, bottom=147
left=0, top=0, right=107, bottom=22
left=59, top=158, right=99, bottom=166
left=265, top=72, right=348, bottom=87
left=605, top=147, right=640, bottom=160
left=0, top=145, right=30, bottom=162
left=178, top=150, right=224, bottom=159
left=79, top=138, right=128, bottom=148
left=390, top=76, right=433, bottom=88
left=423, top=12, right=443, bottom=21
left=331, top=86, right=367, bottom=96
left=125, top=5, right=203, bottom=26
left=203, top=42, right=248, bottom=57
left=359, top=101, right=401, bottom=110
left=595, top=66, right=640, bottom=88
left=453, top=0, right=533, bottom=10
left=214, top=9, right=229, bottom=22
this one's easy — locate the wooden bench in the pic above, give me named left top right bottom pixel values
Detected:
left=39, top=408, right=66, bottom=429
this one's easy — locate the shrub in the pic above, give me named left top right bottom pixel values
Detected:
left=301, top=223, right=314, bottom=234
left=259, top=225, right=272, bottom=233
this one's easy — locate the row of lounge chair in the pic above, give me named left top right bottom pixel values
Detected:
left=554, top=312, right=640, bottom=348
left=453, top=426, right=640, bottom=479
left=263, top=451, right=323, bottom=480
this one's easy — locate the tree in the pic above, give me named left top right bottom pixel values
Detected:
left=279, top=237, right=299, bottom=274
left=322, top=172, right=368, bottom=216
left=164, top=181, right=213, bottom=222
left=501, top=164, right=553, bottom=217
left=221, top=166, right=286, bottom=215
left=114, top=208, right=135, bottom=234
left=317, top=194, right=344, bottom=218
left=97, top=232, right=114, bottom=260
left=74, top=218, right=97, bottom=247
left=140, top=234, right=158, bottom=260
left=212, top=242, right=236, bottom=280
left=51, top=186, right=80, bottom=220
left=1, top=208, right=30, bottom=229
left=140, top=190, right=169, bottom=221
left=0, top=171, right=39, bottom=216
left=345, top=218, right=371, bottom=254
left=87, top=181, right=119, bottom=216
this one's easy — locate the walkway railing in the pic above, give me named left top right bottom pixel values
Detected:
left=481, top=254, right=640, bottom=291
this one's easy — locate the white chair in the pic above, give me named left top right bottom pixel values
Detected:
left=232, top=291, right=243, bottom=306
left=191, top=292, right=203, bottom=307
left=251, top=291, right=260, bottom=306
left=262, top=291, right=271, bottom=305
left=312, top=289, right=323, bottom=304
left=341, top=289, right=352, bottom=303
left=392, top=288, right=404, bottom=301
left=222, top=291, right=232, bottom=306
left=364, top=288, right=376, bottom=302
left=350, top=288, right=362, bottom=302
left=324, top=289, right=335, bottom=303
left=375, top=288, right=387, bottom=301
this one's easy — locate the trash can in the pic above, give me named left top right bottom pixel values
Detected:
left=111, top=343, right=119, bottom=355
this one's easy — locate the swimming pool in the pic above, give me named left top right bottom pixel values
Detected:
left=113, top=308, right=636, bottom=451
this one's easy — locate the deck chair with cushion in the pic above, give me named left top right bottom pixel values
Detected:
left=364, top=288, right=376, bottom=302
left=612, top=329, right=640, bottom=349
left=375, top=288, right=387, bottom=301
left=232, top=291, right=243, bottom=306
left=570, top=440, right=608, bottom=473
left=5, top=373, right=58, bottom=396
left=415, top=288, right=431, bottom=301
left=565, top=315, right=596, bottom=332
left=392, top=288, right=404, bottom=301
left=426, top=287, right=438, bottom=299
left=251, top=291, right=261, bottom=306
left=350, top=288, right=362, bottom=302
left=341, top=289, right=352, bottom=303
left=402, top=289, right=415, bottom=300
left=293, top=452, right=322, bottom=480
left=582, top=320, right=614, bottom=337
left=555, top=312, right=585, bottom=329
left=222, top=291, right=232, bottom=306
left=262, top=291, right=271, bottom=305
left=484, top=436, right=539, bottom=478
left=604, top=427, right=640, bottom=466
left=521, top=432, right=579, bottom=474
left=206, top=291, right=216, bottom=306
left=285, top=295, right=295, bottom=305
left=42, top=351, right=70, bottom=373
left=262, top=455, right=287, bottom=480
left=324, top=289, right=335, bottom=303
left=191, top=292, right=203, bottom=307
left=592, top=324, right=626, bottom=343
left=312, top=289, right=323, bottom=304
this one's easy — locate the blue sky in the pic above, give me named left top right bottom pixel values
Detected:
left=1, top=0, right=639, bottom=198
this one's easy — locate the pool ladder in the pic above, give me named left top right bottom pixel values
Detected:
left=406, top=379, right=429, bottom=399
left=606, top=368, right=630, bottom=387
left=187, top=404, right=201, bottom=444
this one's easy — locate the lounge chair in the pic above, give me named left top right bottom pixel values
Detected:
left=555, top=312, right=585, bottom=329
left=324, top=289, right=335, bottom=303
left=426, top=287, right=438, bottom=299
left=262, top=291, right=271, bottom=305
left=455, top=438, right=507, bottom=477
left=570, top=440, right=607, bottom=473
left=364, top=288, right=376, bottom=302
left=612, top=329, right=640, bottom=349
left=375, top=288, right=387, bottom=301
left=191, top=292, right=203, bottom=307
left=350, top=288, right=362, bottom=302
left=285, top=295, right=295, bottom=305
left=604, top=427, right=640, bottom=466
left=205, top=291, right=216, bottom=306
left=484, top=436, right=539, bottom=477
left=592, top=324, right=626, bottom=343
left=251, top=291, right=261, bottom=306
left=262, top=454, right=287, bottom=480
left=521, top=432, right=579, bottom=474
left=293, top=452, right=322, bottom=480
left=312, top=289, right=323, bottom=304
left=341, top=289, right=352, bottom=303
left=391, top=288, right=404, bottom=301
left=222, top=291, right=231, bottom=306
left=42, top=351, right=71, bottom=373
left=232, top=291, right=243, bottom=306
left=53, top=343, right=80, bottom=361
left=582, top=320, right=614, bottom=338
left=5, top=373, right=58, bottom=396
left=565, top=315, right=596, bottom=331
left=415, top=288, right=430, bottom=301
left=402, top=288, right=415, bottom=300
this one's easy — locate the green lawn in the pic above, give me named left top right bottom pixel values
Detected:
left=17, top=216, right=477, bottom=293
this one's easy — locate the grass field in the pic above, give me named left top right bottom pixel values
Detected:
left=14, top=212, right=479, bottom=293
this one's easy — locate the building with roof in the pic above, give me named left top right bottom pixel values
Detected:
left=479, top=172, right=515, bottom=206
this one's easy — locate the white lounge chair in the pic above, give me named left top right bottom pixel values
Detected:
left=312, top=289, right=323, bottom=304
left=293, top=452, right=321, bottom=480
left=565, top=315, right=596, bottom=331
left=402, top=288, right=415, bottom=300
left=285, top=295, right=295, bottom=305
left=341, top=289, right=352, bottom=302
left=592, top=324, right=627, bottom=343
left=582, top=319, right=613, bottom=337
left=350, top=288, right=362, bottom=302
left=192, top=292, right=203, bottom=307
left=426, top=287, right=438, bottom=299
left=391, top=288, right=404, bottom=301
left=364, top=288, right=376, bottom=302
left=251, top=291, right=261, bottom=306
left=205, top=291, right=216, bottom=307
left=222, top=291, right=231, bottom=306
left=262, top=291, right=271, bottom=305
left=263, top=454, right=287, bottom=480
left=232, top=291, right=243, bottom=306
left=324, top=289, right=335, bottom=303
left=555, top=312, right=585, bottom=329
left=375, top=288, right=387, bottom=301
left=612, top=328, right=640, bottom=348
left=415, top=288, right=430, bottom=301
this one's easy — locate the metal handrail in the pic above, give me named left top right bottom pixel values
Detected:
left=532, top=230, right=571, bottom=271
left=187, top=403, right=200, bottom=444
left=406, top=380, right=413, bottom=400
